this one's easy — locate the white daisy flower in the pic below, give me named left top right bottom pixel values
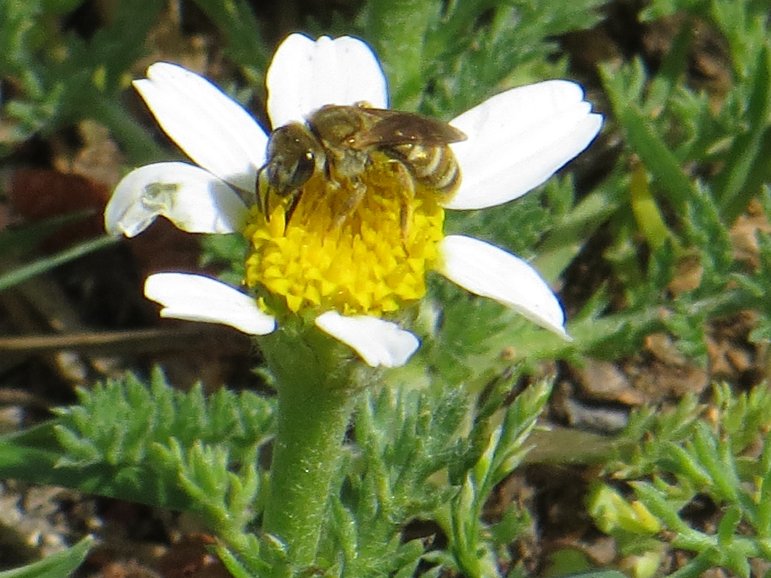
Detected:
left=105, top=33, right=602, bottom=368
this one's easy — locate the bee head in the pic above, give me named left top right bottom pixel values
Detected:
left=257, top=123, right=325, bottom=220
left=262, top=123, right=323, bottom=195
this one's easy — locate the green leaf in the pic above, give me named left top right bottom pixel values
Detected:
left=691, top=422, right=739, bottom=502
left=717, top=506, right=743, bottom=545
left=0, top=536, right=93, bottom=578
left=630, top=162, right=672, bottom=250
left=0, top=372, right=274, bottom=513
left=682, top=183, right=733, bottom=296
left=601, top=62, right=698, bottom=211
left=0, top=236, right=117, bottom=292
left=717, top=45, right=771, bottom=221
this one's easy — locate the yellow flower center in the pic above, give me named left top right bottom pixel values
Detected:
left=243, top=156, right=445, bottom=317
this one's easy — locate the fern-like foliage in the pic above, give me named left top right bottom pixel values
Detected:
left=302, top=375, right=555, bottom=578
left=589, top=384, right=771, bottom=577
left=320, top=386, right=467, bottom=576
left=46, top=369, right=274, bottom=518
left=54, top=368, right=274, bottom=468
left=15, top=367, right=555, bottom=578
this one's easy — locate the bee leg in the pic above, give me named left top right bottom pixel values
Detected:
left=388, top=161, right=415, bottom=246
left=400, top=202, right=412, bottom=246
left=331, top=177, right=367, bottom=229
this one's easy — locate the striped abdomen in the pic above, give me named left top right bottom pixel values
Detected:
left=387, top=143, right=462, bottom=197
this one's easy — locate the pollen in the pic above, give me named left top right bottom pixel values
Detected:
left=243, top=160, right=445, bottom=318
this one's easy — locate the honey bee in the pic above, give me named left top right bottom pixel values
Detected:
left=257, top=103, right=467, bottom=226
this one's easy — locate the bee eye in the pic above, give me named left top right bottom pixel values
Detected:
left=264, top=152, right=314, bottom=197
left=287, top=151, right=316, bottom=189
left=263, top=125, right=320, bottom=197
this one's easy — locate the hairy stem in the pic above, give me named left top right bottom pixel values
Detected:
left=260, top=327, right=360, bottom=570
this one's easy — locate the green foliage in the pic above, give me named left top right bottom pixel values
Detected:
left=53, top=368, right=274, bottom=470
left=560, top=0, right=771, bottom=362
left=589, top=384, right=771, bottom=577
left=445, top=380, right=553, bottom=577
left=362, top=0, right=606, bottom=114
left=0, top=370, right=555, bottom=578
left=0, top=536, right=92, bottom=578
left=218, top=376, right=555, bottom=577
left=52, top=371, right=273, bottom=537
left=0, top=371, right=276, bottom=573
left=737, top=188, right=771, bottom=343
left=0, top=0, right=165, bottom=162
left=320, top=386, right=467, bottom=576
left=371, top=0, right=771, bottom=376
left=199, top=233, right=249, bottom=287
left=0, top=370, right=273, bottom=517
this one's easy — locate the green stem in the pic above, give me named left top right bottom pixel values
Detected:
left=265, top=382, right=354, bottom=566
left=261, top=329, right=359, bottom=569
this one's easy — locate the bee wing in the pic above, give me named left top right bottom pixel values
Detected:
left=350, top=109, right=467, bottom=149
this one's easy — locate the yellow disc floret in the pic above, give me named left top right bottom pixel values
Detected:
left=243, top=157, right=444, bottom=318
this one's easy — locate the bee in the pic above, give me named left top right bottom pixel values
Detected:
left=257, top=103, right=467, bottom=227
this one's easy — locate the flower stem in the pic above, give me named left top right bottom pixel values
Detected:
left=261, top=329, right=359, bottom=569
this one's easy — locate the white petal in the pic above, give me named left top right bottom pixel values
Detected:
left=267, top=34, right=388, bottom=128
left=314, top=311, right=419, bottom=368
left=144, top=273, right=275, bottom=335
left=438, top=235, right=568, bottom=338
left=446, top=80, right=602, bottom=210
left=105, top=162, right=249, bottom=237
left=135, top=62, right=268, bottom=192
